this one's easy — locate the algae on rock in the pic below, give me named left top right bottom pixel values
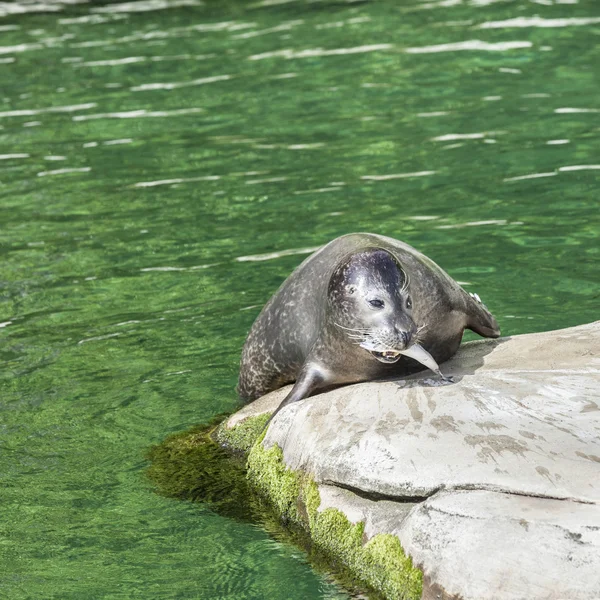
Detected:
left=149, top=411, right=423, bottom=600
left=246, top=428, right=423, bottom=600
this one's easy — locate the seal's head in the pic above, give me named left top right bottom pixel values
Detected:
left=328, top=248, right=418, bottom=364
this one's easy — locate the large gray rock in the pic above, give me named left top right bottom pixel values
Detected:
left=230, top=322, right=600, bottom=599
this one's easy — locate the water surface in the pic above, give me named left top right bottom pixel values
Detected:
left=1, top=0, right=599, bottom=598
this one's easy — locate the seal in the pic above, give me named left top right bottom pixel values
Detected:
left=238, top=233, right=500, bottom=419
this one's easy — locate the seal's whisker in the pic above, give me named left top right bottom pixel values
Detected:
left=335, top=323, right=373, bottom=335
left=414, top=325, right=429, bottom=345
left=334, top=322, right=370, bottom=331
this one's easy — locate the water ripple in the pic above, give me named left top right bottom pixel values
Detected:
left=361, top=171, right=436, bottom=181
left=140, top=264, right=216, bottom=272
left=74, top=56, right=148, bottom=67
left=559, top=165, right=600, bottom=172
left=72, top=107, right=203, bottom=121
left=248, top=44, right=393, bottom=61
left=0, top=1, right=86, bottom=18
left=0, top=153, right=30, bottom=160
left=131, top=74, right=231, bottom=92
left=418, top=111, right=450, bottom=117
left=404, top=40, right=532, bottom=53
left=504, top=165, right=600, bottom=182
left=59, top=14, right=128, bottom=25
left=90, top=0, right=203, bottom=13
left=554, top=107, right=600, bottom=114
left=0, top=102, right=96, bottom=118
left=432, top=132, right=502, bottom=141
left=78, top=333, right=122, bottom=345
left=316, top=16, right=371, bottom=30
left=294, top=186, right=343, bottom=195
left=436, top=219, right=510, bottom=229
left=133, top=176, right=220, bottom=188
left=245, top=176, right=287, bottom=184
left=478, top=17, right=600, bottom=29
left=37, top=167, right=91, bottom=177
left=232, top=20, right=303, bottom=39
left=235, top=246, right=321, bottom=262
left=505, top=172, right=556, bottom=182
left=0, top=42, right=43, bottom=54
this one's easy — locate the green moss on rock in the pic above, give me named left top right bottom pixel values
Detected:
left=246, top=433, right=423, bottom=600
left=247, top=429, right=301, bottom=521
left=215, top=412, right=271, bottom=453
left=149, top=412, right=422, bottom=599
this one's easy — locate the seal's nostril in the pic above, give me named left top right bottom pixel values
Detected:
left=401, top=331, right=412, bottom=346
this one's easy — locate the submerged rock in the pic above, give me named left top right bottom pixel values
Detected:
left=223, top=322, right=600, bottom=600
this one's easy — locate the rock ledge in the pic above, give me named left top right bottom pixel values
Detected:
left=223, top=322, right=600, bottom=600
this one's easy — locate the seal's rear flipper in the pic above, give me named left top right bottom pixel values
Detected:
left=465, top=292, right=501, bottom=338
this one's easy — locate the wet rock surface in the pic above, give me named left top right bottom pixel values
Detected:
left=226, top=322, right=600, bottom=600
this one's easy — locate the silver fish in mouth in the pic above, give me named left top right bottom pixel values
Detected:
left=360, top=340, right=451, bottom=381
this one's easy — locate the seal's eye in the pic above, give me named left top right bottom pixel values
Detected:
left=368, top=299, right=385, bottom=309
left=406, top=296, right=412, bottom=309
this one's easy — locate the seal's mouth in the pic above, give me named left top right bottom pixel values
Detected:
left=370, top=350, right=401, bottom=364
left=360, top=341, right=451, bottom=382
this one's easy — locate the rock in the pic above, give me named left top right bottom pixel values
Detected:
left=225, top=322, right=600, bottom=600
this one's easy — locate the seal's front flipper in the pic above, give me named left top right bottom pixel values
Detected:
left=265, top=366, right=325, bottom=427
left=465, top=291, right=501, bottom=338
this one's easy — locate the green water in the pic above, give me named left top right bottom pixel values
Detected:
left=0, top=0, right=598, bottom=597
